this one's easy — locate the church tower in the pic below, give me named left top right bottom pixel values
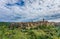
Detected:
left=43, top=18, right=44, bottom=22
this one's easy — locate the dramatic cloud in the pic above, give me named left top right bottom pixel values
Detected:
left=0, top=0, right=60, bottom=22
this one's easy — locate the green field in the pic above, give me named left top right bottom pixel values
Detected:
left=0, top=22, right=60, bottom=39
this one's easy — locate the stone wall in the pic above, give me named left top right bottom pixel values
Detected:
left=9, top=21, right=55, bottom=29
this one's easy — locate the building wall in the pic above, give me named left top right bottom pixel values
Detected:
left=9, top=21, right=55, bottom=29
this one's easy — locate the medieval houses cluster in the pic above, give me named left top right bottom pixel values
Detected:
left=9, top=19, right=55, bottom=29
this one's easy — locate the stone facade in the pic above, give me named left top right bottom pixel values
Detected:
left=9, top=20, right=55, bottom=29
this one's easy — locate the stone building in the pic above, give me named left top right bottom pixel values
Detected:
left=9, top=19, right=55, bottom=29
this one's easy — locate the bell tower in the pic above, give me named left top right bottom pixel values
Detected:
left=43, top=18, right=44, bottom=22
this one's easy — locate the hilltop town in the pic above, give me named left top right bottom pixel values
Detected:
left=9, top=19, right=57, bottom=29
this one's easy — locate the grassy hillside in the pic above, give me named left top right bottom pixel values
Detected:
left=0, top=22, right=60, bottom=39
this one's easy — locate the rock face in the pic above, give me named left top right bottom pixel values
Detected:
left=9, top=20, right=55, bottom=29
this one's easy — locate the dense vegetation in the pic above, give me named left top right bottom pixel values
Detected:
left=0, top=22, right=60, bottom=39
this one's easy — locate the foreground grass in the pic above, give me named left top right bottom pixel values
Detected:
left=0, top=22, right=60, bottom=39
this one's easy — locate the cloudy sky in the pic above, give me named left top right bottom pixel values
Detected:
left=0, top=0, right=60, bottom=22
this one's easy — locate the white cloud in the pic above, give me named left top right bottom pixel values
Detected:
left=48, top=18, right=60, bottom=22
left=0, top=0, right=60, bottom=22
